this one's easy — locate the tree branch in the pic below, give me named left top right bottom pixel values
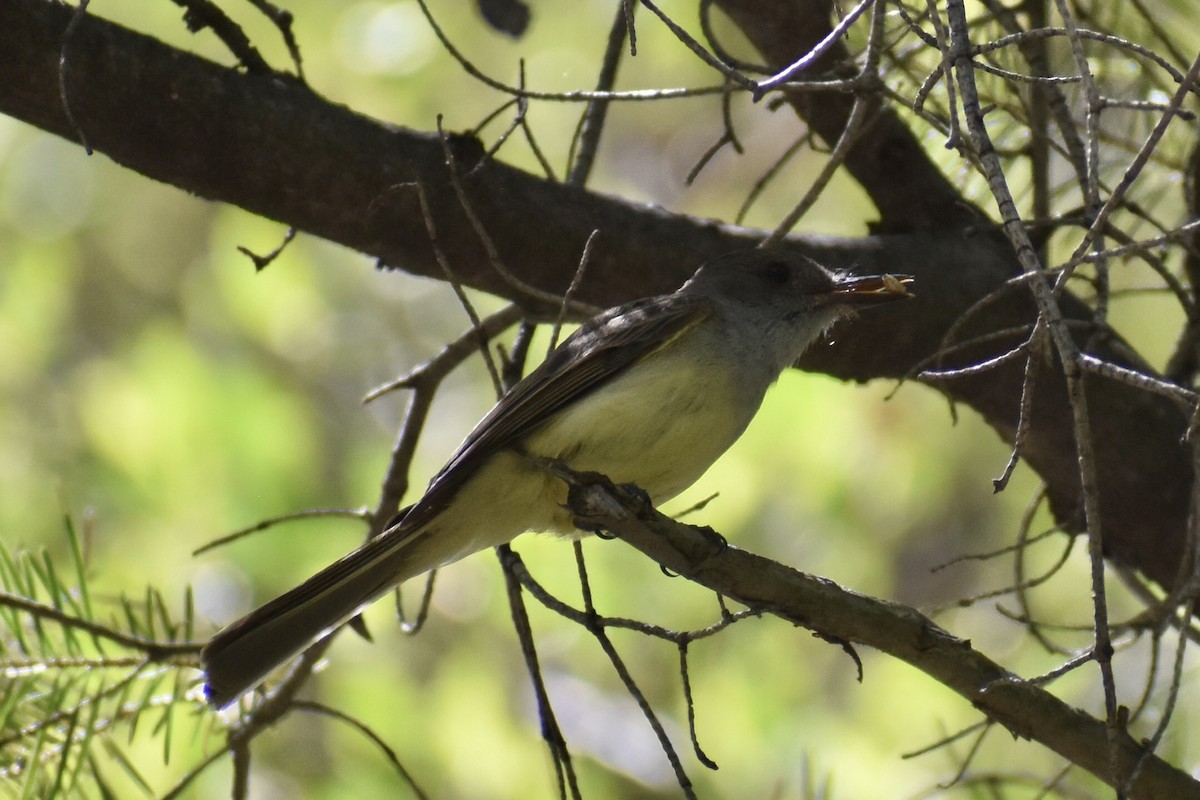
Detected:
left=554, top=469, right=1200, bottom=800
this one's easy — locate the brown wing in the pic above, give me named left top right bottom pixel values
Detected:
left=393, top=291, right=713, bottom=533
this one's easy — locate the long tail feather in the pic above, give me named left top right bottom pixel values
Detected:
left=201, top=525, right=432, bottom=708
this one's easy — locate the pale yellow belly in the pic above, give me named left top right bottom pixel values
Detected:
left=523, top=350, right=753, bottom=504
left=410, top=343, right=767, bottom=569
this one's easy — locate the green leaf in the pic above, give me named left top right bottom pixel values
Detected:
left=63, top=514, right=93, bottom=623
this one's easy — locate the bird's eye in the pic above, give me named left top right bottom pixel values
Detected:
left=762, top=261, right=790, bottom=285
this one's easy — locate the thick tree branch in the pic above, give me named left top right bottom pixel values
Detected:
left=0, top=0, right=1192, bottom=593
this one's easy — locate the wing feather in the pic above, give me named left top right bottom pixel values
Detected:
left=395, top=292, right=712, bottom=532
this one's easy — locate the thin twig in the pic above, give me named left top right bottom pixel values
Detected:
left=294, top=701, right=430, bottom=799
left=992, top=343, right=1039, bottom=493
left=918, top=334, right=1032, bottom=381
left=764, top=0, right=888, bottom=244
left=165, top=0, right=271, bottom=73
left=495, top=546, right=583, bottom=800
left=946, top=1, right=1125, bottom=782
left=567, top=1, right=632, bottom=186
left=569, top=542, right=698, bottom=799
left=733, top=132, right=808, bottom=225
left=550, top=231, right=599, bottom=351
left=0, top=592, right=197, bottom=657
left=57, top=0, right=93, bottom=154
left=362, top=306, right=524, bottom=404
left=241, top=0, right=305, bottom=80
left=369, top=306, right=522, bottom=523
left=191, top=508, right=371, bottom=556
left=236, top=226, right=297, bottom=272
left=678, top=643, right=718, bottom=770
left=1060, top=50, right=1200, bottom=286
left=752, top=0, right=875, bottom=96
left=1077, top=354, right=1198, bottom=410
left=413, top=0, right=728, bottom=103
left=639, top=0, right=754, bottom=90
left=975, top=27, right=1196, bottom=88
left=922, top=0, right=959, bottom=149
left=412, top=165, right=504, bottom=398
left=437, top=117, right=598, bottom=315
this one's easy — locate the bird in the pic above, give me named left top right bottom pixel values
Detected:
left=201, top=249, right=912, bottom=707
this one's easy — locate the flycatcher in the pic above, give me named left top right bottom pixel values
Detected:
left=202, top=249, right=912, bottom=707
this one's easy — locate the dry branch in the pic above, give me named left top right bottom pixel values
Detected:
left=555, top=470, right=1200, bottom=800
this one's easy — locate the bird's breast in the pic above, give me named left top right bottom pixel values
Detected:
left=522, top=343, right=768, bottom=506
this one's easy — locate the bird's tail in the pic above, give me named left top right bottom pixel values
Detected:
left=201, top=522, right=432, bottom=708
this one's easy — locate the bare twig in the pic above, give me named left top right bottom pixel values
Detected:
left=639, top=0, right=754, bottom=90
left=0, top=592, right=197, bottom=657
left=236, top=226, right=297, bottom=272
left=437, top=117, right=599, bottom=315
left=57, top=0, right=92, bottom=154
left=992, top=343, right=1039, bottom=493
left=413, top=164, right=504, bottom=397
left=241, top=0, right=305, bottom=80
left=543, top=465, right=1200, bottom=798
left=191, top=508, right=371, bottom=556
left=414, top=0, right=728, bottom=102
left=752, top=0, right=875, bottom=96
left=549, top=230, right=599, bottom=350
left=496, top=545, right=583, bottom=800
left=567, top=1, right=634, bottom=186
left=164, top=0, right=271, bottom=73
left=569, top=543, right=698, bottom=799
left=945, top=0, right=1125, bottom=782
left=763, top=0, right=888, bottom=243
left=294, top=701, right=430, bottom=799
left=1061, top=51, right=1200, bottom=286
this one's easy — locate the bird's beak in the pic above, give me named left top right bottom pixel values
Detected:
left=823, top=273, right=914, bottom=306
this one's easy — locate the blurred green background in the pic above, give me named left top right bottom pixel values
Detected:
left=2, top=1, right=1196, bottom=797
